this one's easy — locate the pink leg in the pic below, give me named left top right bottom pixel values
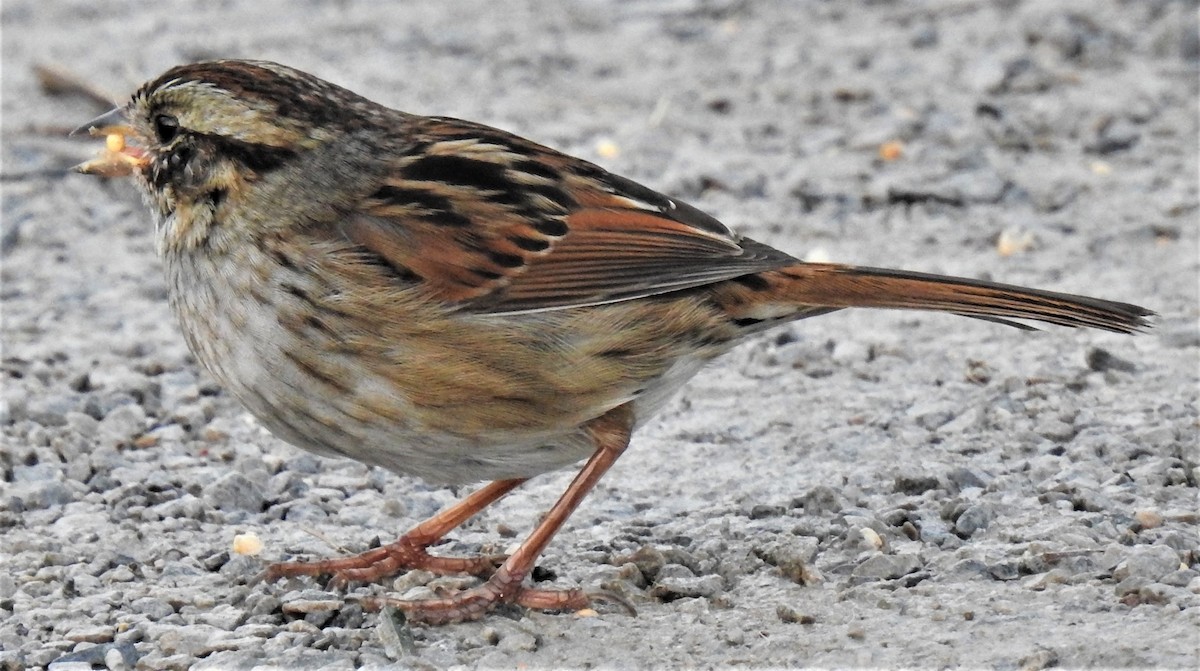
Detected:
left=262, top=478, right=525, bottom=586
left=364, top=405, right=637, bottom=624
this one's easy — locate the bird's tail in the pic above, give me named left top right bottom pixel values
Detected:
left=714, top=263, right=1153, bottom=334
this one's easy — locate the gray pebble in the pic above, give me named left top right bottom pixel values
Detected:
left=496, top=628, right=540, bottom=653
left=1087, top=117, right=1140, bottom=154
left=64, top=411, right=99, bottom=437
left=130, top=596, right=175, bottom=620
left=157, top=371, right=200, bottom=410
left=988, top=561, right=1020, bottom=581
left=152, top=494, right=204, bottom=520
left=946, top=467, right=989, bottom=492
left=1112, top=545, right=1182, bottom=582
left=97, top=404, right=147, bottom=447
left=851, top=553, right=921, bottom=582
left=1160, top=569, right=1198, bottom=588
left=25, top=394, right=79, bottom=426
left=202, top=471, right=265, bottom=513
left=621, top=545, right=667, bottom=583
left=200, top=604, right=248, bottom=631
left=169, top=403, right=209, bottom=435
left=1035, top=418, right=1076, bottom=442
left=907, top=401, right=957, bottom=431
left=45, top=641, right=139, bottom=670
left=11, top=479, right=75, bottom=510
left=0, top=575, right=16, bottom=599
left=1086, top=347, right=1138, bottom=373
left=967, top=55, right=1010, bottom=93
left=1114, top=575, right=1153, bottom=597
left=755, top=536, right=820, bottom=574
left=830, top=339, right=871, bottom=365
left=13, top=462, right=61, bottom=483
left=650, top=573, right=725, bottom=600
left=954, top=504, right=994, bottom=537
left=245, top=592, right=282, bottom=616
left=918, top=517, right=955, bottom=546
left=0, top=399, right=15, bottom=427
left=157, top=625, right=238, bottom=657
left=1133, top=425, right=1178, bottom=450
left=281, top=590, right=344, bottom=615
left=796, top=485, right=844, bottom=515
left=893, top=473, right=940, bottom=495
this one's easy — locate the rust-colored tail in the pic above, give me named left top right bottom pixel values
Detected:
left=719, top=263, right=1153, bottom=334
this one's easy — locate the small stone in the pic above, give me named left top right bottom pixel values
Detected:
left=1133, top=510, right=1163, bottom=530
left=907, top=401, right=957, bottom=431
left=894, top=474, right=940, bottom=495
left=988, top=561, right=1020, bottom=581
left=25, top=394, right=78, bottom=426
left=656, top=563, right=695, bottom=581
left=1114, top=575, right=1152, bottom=597
left=620, top=545, right=667, bottom=583
left=0, top=574, right=16, bottom=599
left=1087, top=118, right=1140, bottom=154
left=13, top=479, right=77, bottom=510
left=650, top=573, right=725, bottom=600
left=1018, top=647, right=1060, bottom=671
left=107, top=566, right=135, bottom=582
left=776, top=605, right=816, bottom=624
left=245, top=592, right=281, bottom=616
left=755, top=537, right=821, bottom=585
left=65, top=627, right=114, bottom=644
left=200, top=604, right=247, bottom=631
left=1035, top=417, right=1076, bottom=442
left=954, top=504, right=994, bottom=537
left=1161, top=569, right=1198, bottom=588
left=1025, top=568, right=1072, bottom=591
left=1112, top=545, right=1181, bottom=582
left=281, top=590, right=343, bottom=614
left=830, top=340, right=871, bottom=365
left=1086, top=347, right=1137, bottom=373
left=130, top=596, right=174, bottom=620
left=104, top=646, right=128, bottom=670
left=202, top=472, right=264, bottom=513
left=946, top=467, right=988, bottom=492
left=97, top=404, right=147, bottom=446
left=496, top=630, right=539, bottom=653
left=851, top=553, right=921, bottom=582
left=749, top=504, right=784, bottom=519
left=859, top=527, right=885, bottom=550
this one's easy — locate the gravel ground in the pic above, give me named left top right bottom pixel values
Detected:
left=2, top=1, right=1198, bottom=669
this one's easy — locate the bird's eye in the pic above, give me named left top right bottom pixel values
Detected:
left=154, top=114, right=180, bottom=143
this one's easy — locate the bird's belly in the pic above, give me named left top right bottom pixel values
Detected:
left=163, top=248, right=730, bottom=483
left=162, top=250, right=611, bottom=483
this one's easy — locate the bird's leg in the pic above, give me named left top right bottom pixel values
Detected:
left=363, top=404, right=637, bottom=624
left=262, top=477, right=526, bottom=587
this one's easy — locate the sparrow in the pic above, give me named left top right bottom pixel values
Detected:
left=74, top=59, right=1151, bottom=624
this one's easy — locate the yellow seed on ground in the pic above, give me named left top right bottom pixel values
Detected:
left=879, top=140, right=904, bottom=161
left=596, top=138, right=619, bottom=158
left=860, top=527, right=884, bottom=550
left=997, top=227, right=1037, bottom=257
left=232, top=532, right=264, bottom=556
left=106, top=133, right=125, bottom=153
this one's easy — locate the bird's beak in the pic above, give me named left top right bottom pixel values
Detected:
left=71, top=107, right=129, bottom=137
left=72, top=107, right=149, bottom=177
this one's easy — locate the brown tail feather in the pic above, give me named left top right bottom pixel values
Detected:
left=731, top=263, right=1153, bottom=334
